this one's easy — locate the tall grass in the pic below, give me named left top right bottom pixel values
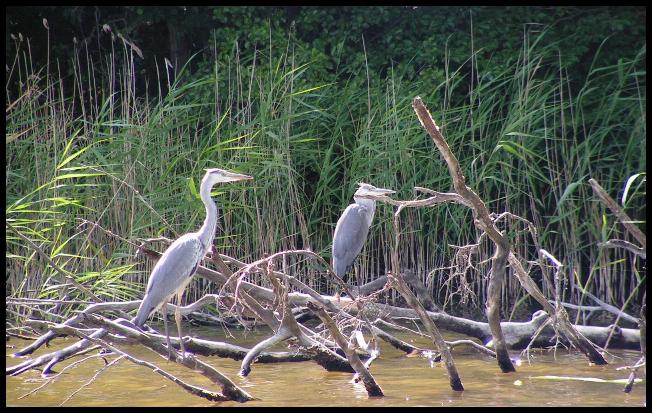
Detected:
left=5, top=28, right=645, bottom=322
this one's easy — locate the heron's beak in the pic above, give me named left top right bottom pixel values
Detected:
left=374, top=188, right=396, bottom=196
left=358, top=187, right=396, bottom=199
left=206, top=168, right=253, bottom=182
left=225, top=172, right=253, bottom=182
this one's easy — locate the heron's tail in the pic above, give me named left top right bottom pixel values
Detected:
left=332, top=257, right=348, bottom=279
left=132, top=299, right=153, bottom=328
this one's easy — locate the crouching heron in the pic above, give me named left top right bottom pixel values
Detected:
left=132, top=168, right=253, bottom=358
left=332, top=182, right=395, bottom=295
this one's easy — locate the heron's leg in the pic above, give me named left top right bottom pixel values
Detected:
left=174, top=293, right=186, bottom=358
left=162, top=301, right=174, bottom=360
left=355, top=268, right=363, bottom=296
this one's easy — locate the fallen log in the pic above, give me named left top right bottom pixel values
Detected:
left=132, top=251, right=647, bottom=351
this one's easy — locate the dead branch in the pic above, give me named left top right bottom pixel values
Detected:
left=75, top=314, right=255, bottom=402
left=8, top=326, right=109, bottom=376
left=411, top=96, right=515, bottom=373
left=387, top=271, right=464, bottom=391
left=504, top=252, right=608, bottom=364
left=574, top=287, right=639, bottom=325
left=447, top=339, right=496, bottom=358
left=371, top=325, right=422, bottom=354
left=17, top=352, right=106, bottom=401
left=228, top=251, right=356, bottom=377
left=599, top=239, right=646, bottom=259
left=408, top=97, right=609, bottom=366
left=307, top=301, right=384, bottom=397
left=618, top=355, right=646, bottom=393
left=60, top=355, right=125, bottom=406
left=588, top=178, right=646, bottom=249
left=11, top=300, right=139, bottom=358
left=51, top=323, right=243, bottom=402
left=361, top=272, right=439, bottom=311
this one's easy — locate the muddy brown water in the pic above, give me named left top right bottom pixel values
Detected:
left=6, top=326, right=646, bottom=407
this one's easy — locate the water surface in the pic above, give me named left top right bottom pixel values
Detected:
left=6, top=326, right=646, bottom=406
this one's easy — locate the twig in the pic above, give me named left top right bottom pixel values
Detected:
left=588, top=178, right=646, bottom=249
left=387, top=271, right=465, bottom=391
left=599, top=239, right=646, bottom=259
left=307, top=301, right=384, bottom=397
left=60, top=356, right=125, bottom=406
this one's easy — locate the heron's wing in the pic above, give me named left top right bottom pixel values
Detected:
left=332, top=204, right=372, bottom=276
left=138, top=234, right=204, bottom=316
left=145, top=234, right=204, bottom=297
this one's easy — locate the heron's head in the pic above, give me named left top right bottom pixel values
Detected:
left=354, top=182, right=396, bottom=199
left=203, top=168, right=253, bottom=186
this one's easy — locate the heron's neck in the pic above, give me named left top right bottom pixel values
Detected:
left=198, top=180, right=218, bottom=253
left=354, top=196, right=376, bottom=225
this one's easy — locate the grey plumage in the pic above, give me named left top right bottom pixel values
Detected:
left=132, top=168, right=252, bottom=356
left=133, top=235, right=204, bottom=327
left=332, top=183, right=395, bottom=285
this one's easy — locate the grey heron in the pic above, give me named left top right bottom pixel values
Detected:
left=132, top=168, right=253, bottom=358
left=332, top=182, right=395, bottom=294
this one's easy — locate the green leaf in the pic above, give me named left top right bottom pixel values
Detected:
left=558, top=181, right=582, bottom=208
left=188, top=176, right=199, bottom=200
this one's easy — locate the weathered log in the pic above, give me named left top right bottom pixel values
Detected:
left=143, top=253, right=644, bottom=351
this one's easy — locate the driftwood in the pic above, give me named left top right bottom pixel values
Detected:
left=410, top=97, right=516, bottom=373
left=223, top=250, right=358, bottom=377
left=362, top=304, right=641, bottom=350
left=308, top=301, right=384, bottom=397
left=45, top=317, right=253, bottom=402
left=8, top=253, right=639, bottom=380
left=367, top=97, right=608, bottom=367
left=388, top=272, right=464, bottom=391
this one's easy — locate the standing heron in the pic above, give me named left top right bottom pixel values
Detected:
left=133, top=168, right=253, bottom=358
left=332, top=182, right=395, bottom=294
